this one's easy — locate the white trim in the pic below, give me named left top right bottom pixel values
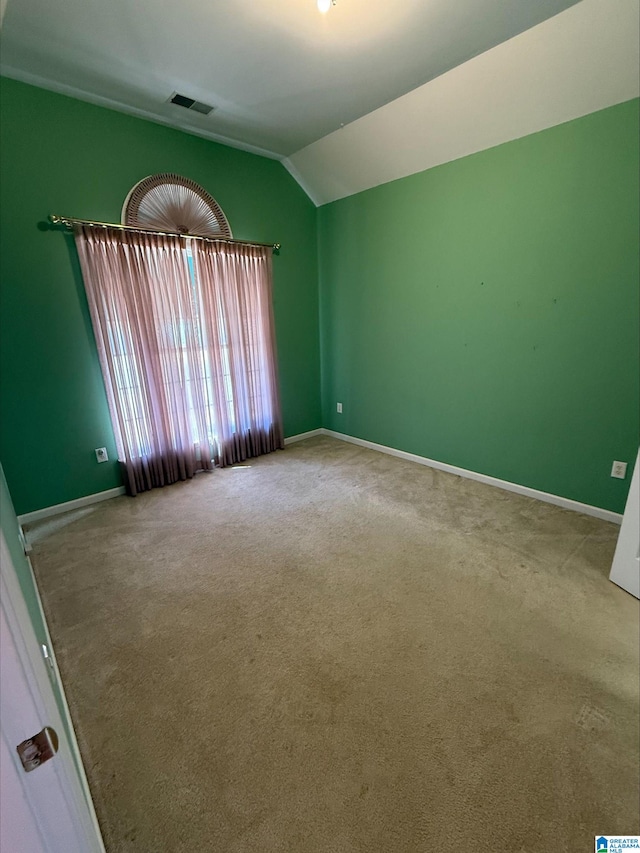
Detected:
left=284, top=429, right=324, bottom=446
left=609, top=451, right=640, bottom=597
left=1, top=532, right=106, bottom=851
left=16, top=439, right=326, bottom=523
left=322, top=429, right=623, bottom=525
left=18, top=487, right=126, bottom=526
left=18, top=429, right=623, bottom=526
left=0, top=66, right=282, bottom=162
left=20, top=546, right=105, bottom=836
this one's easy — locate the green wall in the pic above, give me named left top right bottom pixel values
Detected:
left=1, top=78, right=637, bottom=516
left=0, top=77, right=320, bottom=515
left=318, top=99, right=639, bottom=513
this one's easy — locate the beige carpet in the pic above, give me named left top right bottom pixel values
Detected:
left=28, top=436, right=639, bottom=852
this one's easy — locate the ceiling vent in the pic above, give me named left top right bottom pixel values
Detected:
left=168, top=93, right=214, bottom=116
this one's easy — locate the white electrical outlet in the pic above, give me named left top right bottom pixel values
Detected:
left=95, top=447, right=108, bottom=463
left=336, top=402, right=343, bottom=413
left=611, top=460, right=627, bottom=479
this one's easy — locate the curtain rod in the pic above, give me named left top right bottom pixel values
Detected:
left=48, top=215, right=281, bottom=252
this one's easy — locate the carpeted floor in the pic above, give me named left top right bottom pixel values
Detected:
left=28, top=436, right=639, bottom=852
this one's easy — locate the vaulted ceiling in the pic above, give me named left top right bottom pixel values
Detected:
left=1, top=0, right=582, bottom=156
left=1, top=0, right=638, bottom=205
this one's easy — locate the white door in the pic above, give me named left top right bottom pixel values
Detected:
left=0, top=531, right=105, bottom=853
left=610, top=451, right=640, bottom=599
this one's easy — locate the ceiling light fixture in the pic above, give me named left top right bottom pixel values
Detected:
left=317, top=0, right=335, bottom=13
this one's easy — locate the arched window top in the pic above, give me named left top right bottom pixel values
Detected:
left=122, top=173, right=232, bottom=238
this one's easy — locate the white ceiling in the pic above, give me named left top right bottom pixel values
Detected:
left=0, top=0, right=582, bottom=158
left=288, top=0, right=640, bottom=204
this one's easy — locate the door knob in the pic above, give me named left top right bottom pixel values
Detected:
left=17, top=727, right=58, bottom=772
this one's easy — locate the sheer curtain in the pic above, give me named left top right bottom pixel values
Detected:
left=191, top=239, right=283, bottom=466
left=74, top=225, right=283, bottom=496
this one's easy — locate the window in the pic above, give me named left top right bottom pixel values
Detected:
left=73, top=176, right=283, bottom=495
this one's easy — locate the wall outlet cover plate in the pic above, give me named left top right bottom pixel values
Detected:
left=611, top=461, right=627, bottom=479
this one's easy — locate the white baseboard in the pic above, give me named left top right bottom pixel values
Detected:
left=18, top=487, right=126, bottom=526
left=17, top=431, right=320, bottom=524
left=284, top=428, right=324, bottom=445
left=17, top=430, right=623, bottom=527
left=322, top=429, right=623, bottom=525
